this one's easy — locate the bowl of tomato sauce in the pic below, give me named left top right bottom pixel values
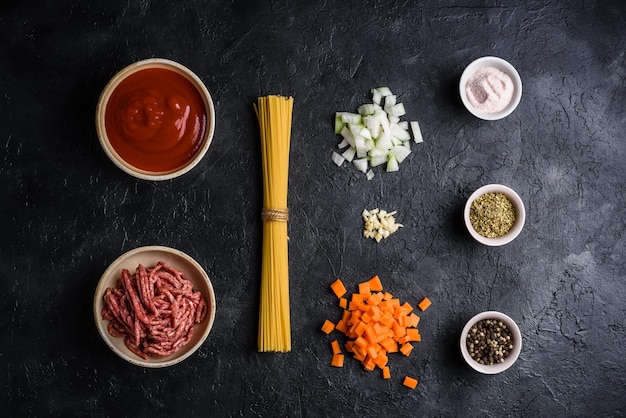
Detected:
left=96, top=58, right=215, bottom=180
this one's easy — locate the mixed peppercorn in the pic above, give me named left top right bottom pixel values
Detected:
left=466, top=318, right=514, bottom=365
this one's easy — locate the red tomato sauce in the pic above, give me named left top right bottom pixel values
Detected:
left=105, top=67, right=207, bottom=173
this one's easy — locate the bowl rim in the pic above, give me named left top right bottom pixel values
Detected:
left=464, top=183, right=525, bottom=246
left=459, top=56, right=522, bottom=120
left=93, top=245, right=216, bottom=367
left=459, top=311, right=522, bottom=374
left=95, top=58, right=216, bottom=181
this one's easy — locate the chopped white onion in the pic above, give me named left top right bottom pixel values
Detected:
left=352, top=158, right=369, bottom=173
left=332, top=87, right=424, bottom=177
left=410, top=121, right=423, bottom=143
left=342, top=146, right=356, bottom=162
left=386, top=154, right=399, bottom=172
left=332, top=151, right=345, bottom=167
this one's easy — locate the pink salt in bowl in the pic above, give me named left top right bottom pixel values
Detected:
left=460, top=56, right=522, bottom=121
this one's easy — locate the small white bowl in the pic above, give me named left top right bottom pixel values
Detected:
left=460, top=311, right=522, bottom=374
left=96, top=58, right=216, bottom=180
left=460, top=56, right=522, bottom=120
left=464, top=184, right=525, bottom=246
left=93, top=246, right=216, bottom=367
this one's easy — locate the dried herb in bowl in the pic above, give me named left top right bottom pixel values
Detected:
left=469, top=192, right=516, bottom=238
left=466, top=319, right=514, bottom=365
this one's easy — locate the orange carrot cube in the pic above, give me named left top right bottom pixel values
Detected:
left=403, top=376, right=418, bottom=389
left=418, top=297, right=432, bottom=311
left=331, top=353, right=345, bottom=367
left=321, top=320, right=335, bottom=334
left=330, top=279, right=347, bottom=298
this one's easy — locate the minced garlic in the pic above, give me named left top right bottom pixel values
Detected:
left=362, top=208, right=403, bottom=242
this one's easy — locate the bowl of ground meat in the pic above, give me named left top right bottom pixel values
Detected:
left=93, top=246, right=216, bottom=367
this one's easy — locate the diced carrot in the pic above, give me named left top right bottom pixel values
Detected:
left=374, top=352, right=388, bottom=369
left=400, top=342, right=413, bottom=356
left=351, top=293, right=366, bottom=304
left=325, top=276, right=427, bottom=386
left=418, top=297, right=432, bottom=311
left=406, top=328, right=421, bottom=342
left=358, top=281, right=371, bottom=295
left=330, top=279, right=347, bottom=298
left=341, top=310, right=351, bottom=322
left=348, top=301, right=359, bottom=311
left=366, top=344, right=379, bottom=359
left=391, top=322, right=407, bottom=338
left=372, top=322, right=385, bottom=335
left=353, top=320, right=367, bottom=337
left=366, top=292, right=384, bottom=306
left=331, top=353, right=345, bottom=367
left=363, top=356, right=376, bottom=371
left=335, top=320, right=349, bottom=334
left=356, top=302, right=369, bottom=312
left=367, top=275, right=383, bottom=292
left=401, top=301, right=413, bottom=315
left=354, top=336, right=368, bottom=349
left=364, top=326, right=378, bottom=344
left=321, top=319, right=335, bottom=334
left=403, top=376, right=418, bottom=389
left=353, top=348, right=366, bottom=362
left=379, top=312, right=394, bottom=327
left=367, top=305, right=382, bottom=322
left=349, top=309, right=362, bottom=323
left=378, top=300, right=392, bottom=312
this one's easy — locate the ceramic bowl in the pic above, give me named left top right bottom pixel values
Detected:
left=464, top=184, right=525, bottom=246
left=95, top=58, right=215, bottom=180
left=459, top=56, right=522, bottom=120
left=93, top=246, right=216, bottom=367
left=460, top=311, right=522, bottom=374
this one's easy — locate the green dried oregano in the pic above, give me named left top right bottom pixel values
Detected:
left=469, top=192, right=516, bottom=238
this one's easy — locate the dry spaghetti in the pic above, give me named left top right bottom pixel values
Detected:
left=254, top=95, right=293, bottom=352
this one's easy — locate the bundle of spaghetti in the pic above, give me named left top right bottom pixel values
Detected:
left=254, top=95, right=293, bottom=352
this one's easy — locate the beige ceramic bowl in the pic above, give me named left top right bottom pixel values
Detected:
left=464, top=184, right=525, bottom=246
left=460, top=311, right=522, bottom=374
left=95, top=58, right=215, bottom=180
left=459, top=56, right=522, bottom=120
left=93, top=246, right=216, bottom=367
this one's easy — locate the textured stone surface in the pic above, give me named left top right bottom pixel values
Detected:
left=1, top=0, right=625, bottom=416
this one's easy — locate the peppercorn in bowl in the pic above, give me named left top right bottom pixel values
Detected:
left=464, top=184, right=525, bottom=246
left=460, top=311, right=522, bottom=374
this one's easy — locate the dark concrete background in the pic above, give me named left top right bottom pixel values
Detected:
left=2, top=1, right=625, bottom=416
